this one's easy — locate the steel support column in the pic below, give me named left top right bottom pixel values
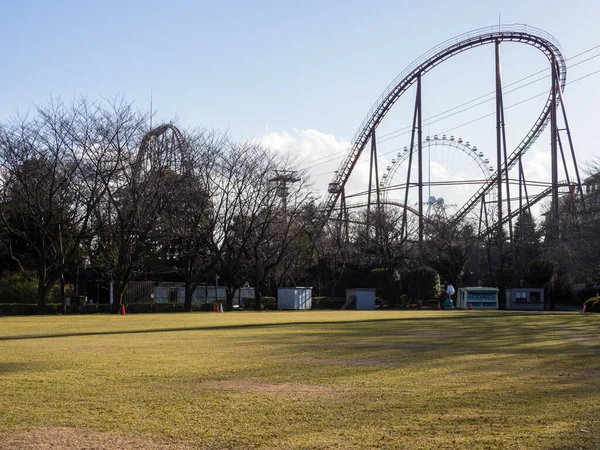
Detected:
left=495, top=40, right=504, bottom=240
left=401, top=76, right=421, bottom=241
left=366, top=132, right=375, bottom=235
left=550, top=56, right=559, bottom=238
left=372, top=131, right=381, bottom=240
left=555, top=65, right=586, bottom=209
left=416, top=74, right=424, bottom=244
left=497, top=44, right=514, bottom=261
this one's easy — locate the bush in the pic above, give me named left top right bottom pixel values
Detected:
left=79, top=303, right=111, bottom=314
left=199, top=302, right=218, bottom=312
left=0, top=272, right=38, bottom=304
left=408, top=266, right=441, bottom=301
left=584, top=296, right=600, bottom=313
left=125, top=302, right=186, bottom=313
left=263, top=296, right=277, bottom=310
left=0, top=303, right=64, bottom=315
left=241, top=296, right=277, bottom=310
left=398, top=294, right=410, bottom=307
left=312, top=297, right=346, bottom=309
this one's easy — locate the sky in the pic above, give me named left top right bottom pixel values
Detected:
left=1, top=0, right=599, bottom=213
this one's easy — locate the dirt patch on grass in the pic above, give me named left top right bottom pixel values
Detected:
left=202, top=379, right=343, bottom=398
left=386, top=330, right=455, bottom=339
left=353, top=341, right=435, bottom=349
left=294, top=356, right=396, bottom=367
left=0, top=427, right=190, bottom=449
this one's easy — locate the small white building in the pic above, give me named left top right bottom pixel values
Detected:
left=456, top=287, right=499, bottom=309
left=277, top=287, right=312, bottom=310
left=345, top=288, right=376, bottom=310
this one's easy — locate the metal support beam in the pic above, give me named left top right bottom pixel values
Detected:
left=401, top=77, right=421, bottom=241
left=550, top=56, right=559, bottom=239
left=497, top=48, right=514, bottom=262
left=366, top=132, right=375, bottom=235
left=555, top=66, right=586, bottom=210
left=417, top=74, right=424, bottom=244
left=341, top=188, right=349, bottom=245
left=495, top=40, right=504, bottom=240
left=372, top=130, right=381, bottom=240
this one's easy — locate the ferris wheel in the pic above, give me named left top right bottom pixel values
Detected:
left=381, top=134, right=496, bottom=218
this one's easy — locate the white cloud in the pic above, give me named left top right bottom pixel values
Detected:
left=258, top=128, right=372, bottom=199
left=522, top=147, right=551, bottom=181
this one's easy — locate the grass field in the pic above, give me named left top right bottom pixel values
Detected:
left=0, top=310, right=599, bottom=449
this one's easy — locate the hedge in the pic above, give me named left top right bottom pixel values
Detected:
left=241, top=296, right=277, bottom=310
left=312, top=297, right=346, bottom=309
left=0, top=303, right=64, bottom=315
left=0, top=301, right=225, bottom=315
left=584, top=296, right=600, bottom=313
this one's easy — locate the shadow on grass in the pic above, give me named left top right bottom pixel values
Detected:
left=0, top=362, right=37, bottom=374
left=0, top=311, right=585, bottom=343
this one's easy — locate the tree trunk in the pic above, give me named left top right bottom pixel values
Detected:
left=184, top=257, right=194, bottom=312
left=254, top=277, right=263, bottom=311
left=111, top=278, right=127, bottom=314
left=225, top=286, right=235, bottom=311
left=184, top=284, right=194, bottom=312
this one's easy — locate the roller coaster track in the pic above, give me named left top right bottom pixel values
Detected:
left=321, top=24, right=566, bottom=228
left=480, top=180, right=576, bottom=237
left=336, top=200, right=422, bottom=218
left=136, top=123, right=191, bottom=173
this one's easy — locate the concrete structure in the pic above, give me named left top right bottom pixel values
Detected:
left=344, top=288, right=376, bottom=310
left=457, top=287, right=499, bottom=309
left=505, top=288, right=544, bottom=310
left=277, top=287, right=312, bottom=310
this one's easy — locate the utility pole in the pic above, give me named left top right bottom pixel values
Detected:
left=270, top=170, right=301, bottom=208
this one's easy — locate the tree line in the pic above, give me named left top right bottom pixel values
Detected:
left=0, top=98, right=598, bottom=313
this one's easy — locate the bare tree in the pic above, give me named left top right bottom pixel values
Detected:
left=243, top=161, right=316, bottom=310
left=89, top=108, right=185, bottom=312
left=159, top=129, right=228, bottom=311
left=0, top=99, right=115, bottom=310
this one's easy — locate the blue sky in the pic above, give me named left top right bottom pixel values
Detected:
left=1, top=0, right=599, bottom=208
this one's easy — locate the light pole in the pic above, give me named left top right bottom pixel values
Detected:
left=215, top=274, right=219, bottom=303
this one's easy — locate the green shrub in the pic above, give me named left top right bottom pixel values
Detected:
left=199, top=302, right=218, bottom=312
left=408, top=266, right=441, bottom=301
left=0, top=272, right=38, bottom=304
left=399, top=294, right=410, bottom=307
left=312, top=297, right=346, bottom=309
left=0, top=303, right=64, bottom=315
left=263, top=296, right=277, bottom=310
left=584, top=297, right=600, bottom=313
left=241, top=297, right=254, bottom=309
left=240, top=296, right=277, bottom=310
left=72, top=303, right=111, bottom=314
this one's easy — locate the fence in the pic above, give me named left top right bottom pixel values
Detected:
left=125, top=282, right=254, bottom=306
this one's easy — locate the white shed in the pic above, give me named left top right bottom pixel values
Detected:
left=345, top=288, right=376, bottom=310
left=277, top=287, right=312, bottom=310
left=456, top=287, right=499, bottom=309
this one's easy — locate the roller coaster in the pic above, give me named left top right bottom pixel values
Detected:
left=322, top=24, right=585, bottom=244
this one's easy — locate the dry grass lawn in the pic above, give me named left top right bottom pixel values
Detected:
left=0, top=310, right=599, bottom=449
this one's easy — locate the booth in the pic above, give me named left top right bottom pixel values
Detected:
left=344, top=288, right=376, bottom=310
left=505, top=288, right=544, bottom=310
left=277, top=287, right=312, bottom=310
left=457, top=287, right=499, bottom=309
